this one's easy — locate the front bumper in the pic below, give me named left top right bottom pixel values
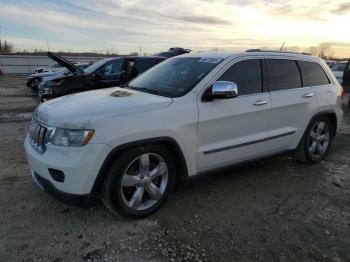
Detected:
left=24, top=135, right=110, bottom=196
left=31, top=170, right=91, bottom=206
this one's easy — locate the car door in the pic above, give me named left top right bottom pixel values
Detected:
left=96, top=58, right=126, bottom=88
left=266, top=58, right=321, bottom=153
left=197, top=58, right=271, bottom=172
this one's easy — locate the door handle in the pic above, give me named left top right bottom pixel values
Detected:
left=302, top=92, right=314, bottom=98
left=253, top=100, right=268, bottom=106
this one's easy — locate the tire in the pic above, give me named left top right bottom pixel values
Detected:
left=102, top=144, right=176, bottom=218
left=295, top=116, right=334, bottom=164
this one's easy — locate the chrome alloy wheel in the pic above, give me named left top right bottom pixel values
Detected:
left=308, top=121, right=330, bottom=159
left=120, top=153, right=168, bottom=211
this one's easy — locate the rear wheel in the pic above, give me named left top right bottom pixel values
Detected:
left=295, top=116, right=333, bottom=163
left=102, top=145, right=175, bottom=218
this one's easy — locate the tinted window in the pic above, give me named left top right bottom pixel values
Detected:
left=130, top=59, right=157, bottom=78
left=218, top=59, right=262, bottom=95
left=298, top=61, right=330, bottom=86
left=267, top=59, right=302, bottom=91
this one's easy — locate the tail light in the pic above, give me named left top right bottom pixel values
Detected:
left=340, top=86, right=345, bottom=97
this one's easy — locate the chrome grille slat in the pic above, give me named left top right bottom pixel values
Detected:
left=29, top=119, right=48, bottom=154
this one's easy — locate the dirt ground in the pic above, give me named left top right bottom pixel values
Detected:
left=0, top=75, right=349, bottom=262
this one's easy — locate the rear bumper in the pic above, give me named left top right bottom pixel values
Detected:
left=31, top=170, right=91, bottom=206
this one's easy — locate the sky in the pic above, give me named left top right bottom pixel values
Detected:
left=0, top=0, right=350, bottom=57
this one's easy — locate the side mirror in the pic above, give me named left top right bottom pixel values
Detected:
left=204, top=81, right=238, bottom=101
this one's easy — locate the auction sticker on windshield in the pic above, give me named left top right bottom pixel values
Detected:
left=198, top=58, right=222, bottom=63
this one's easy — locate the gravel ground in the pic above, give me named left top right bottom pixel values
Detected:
left=0, top=75, right=349, bottom=262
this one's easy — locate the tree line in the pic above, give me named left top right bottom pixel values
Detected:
left=0, top=41, right=347, bottom=60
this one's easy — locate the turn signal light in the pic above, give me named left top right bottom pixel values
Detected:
left=83, top=130, right=95, bottom=145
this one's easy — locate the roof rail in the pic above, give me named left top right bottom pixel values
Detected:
left=246, top=49, right=311, bottom=56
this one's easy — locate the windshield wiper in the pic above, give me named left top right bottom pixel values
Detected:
left=129, top=86, right=159, bottom=95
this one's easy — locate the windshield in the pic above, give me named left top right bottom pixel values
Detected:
left=83, top=59, right=110, bottom=74
left=128, top=57, right=222, bottom=97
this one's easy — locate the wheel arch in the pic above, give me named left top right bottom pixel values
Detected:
left=91, top=137, right=189, bottom=195
left=310, top=110, right=338, bottom=136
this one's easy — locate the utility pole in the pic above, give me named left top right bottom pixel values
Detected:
left=280, top=42, right=285, bottom=51
left=139, top=46, right=142, bottom=56
left=46, top=40, right=50, bottom=52
left=0, top=25, right=2, bottom=55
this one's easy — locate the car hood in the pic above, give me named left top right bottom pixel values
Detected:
left=28, top=69, right=65, bottom=79
left=41, top=70, right=71, bottom=82
left=33, top=87, right=173, bottom=129
left=47, top=52, right=83, bottom=74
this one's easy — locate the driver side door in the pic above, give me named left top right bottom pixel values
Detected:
left=197, top=59, right=271, bottom=172
left=95, top=59, right=126, bottom=88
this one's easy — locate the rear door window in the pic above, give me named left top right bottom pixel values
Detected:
left=267, top=59, right=302, bottom=91
left=298, top=61, right=330, bottom=86
left=217, top=59, right=263, bottom=95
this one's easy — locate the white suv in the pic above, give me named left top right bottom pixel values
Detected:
left=25, top=51, right=344, bottom=218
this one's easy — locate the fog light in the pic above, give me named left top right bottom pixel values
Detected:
left=48, top=168, right=65, bottom=182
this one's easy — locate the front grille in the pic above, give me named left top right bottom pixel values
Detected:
left=29, top=118, right=49, bottom=153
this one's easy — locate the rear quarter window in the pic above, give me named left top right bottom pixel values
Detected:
left=297, top=61, right=330, bottom=87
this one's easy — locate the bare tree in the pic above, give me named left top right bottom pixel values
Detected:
left=306, top=43, right=334, bottom=59
left=308, top=46, right=318, bottom=56
left=0, top=39, right=14, bottom=54
left=317, top=43, right=334, bottom=59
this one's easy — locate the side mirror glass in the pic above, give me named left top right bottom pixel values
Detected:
left=210, top=81, right=238, bottom=99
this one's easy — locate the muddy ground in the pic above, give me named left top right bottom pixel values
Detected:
left=0, top=75, right=349, bottom=262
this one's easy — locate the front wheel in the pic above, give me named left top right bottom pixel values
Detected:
left=102, top=145, right=175, bottom=218
left=295, top=116, right=333, bottom=164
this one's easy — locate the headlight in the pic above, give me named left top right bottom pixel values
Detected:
left=48, top=128, right=94, bottom=147
left=41, top=87, right=52, bottom=95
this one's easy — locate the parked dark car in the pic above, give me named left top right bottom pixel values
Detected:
left=39, top=52, right=165, bottom=101
left=27, top=63, right=92, bottom=91
left=157, top=47, right=191, bottom=58
left=343, top=59, right=350, bottom=105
